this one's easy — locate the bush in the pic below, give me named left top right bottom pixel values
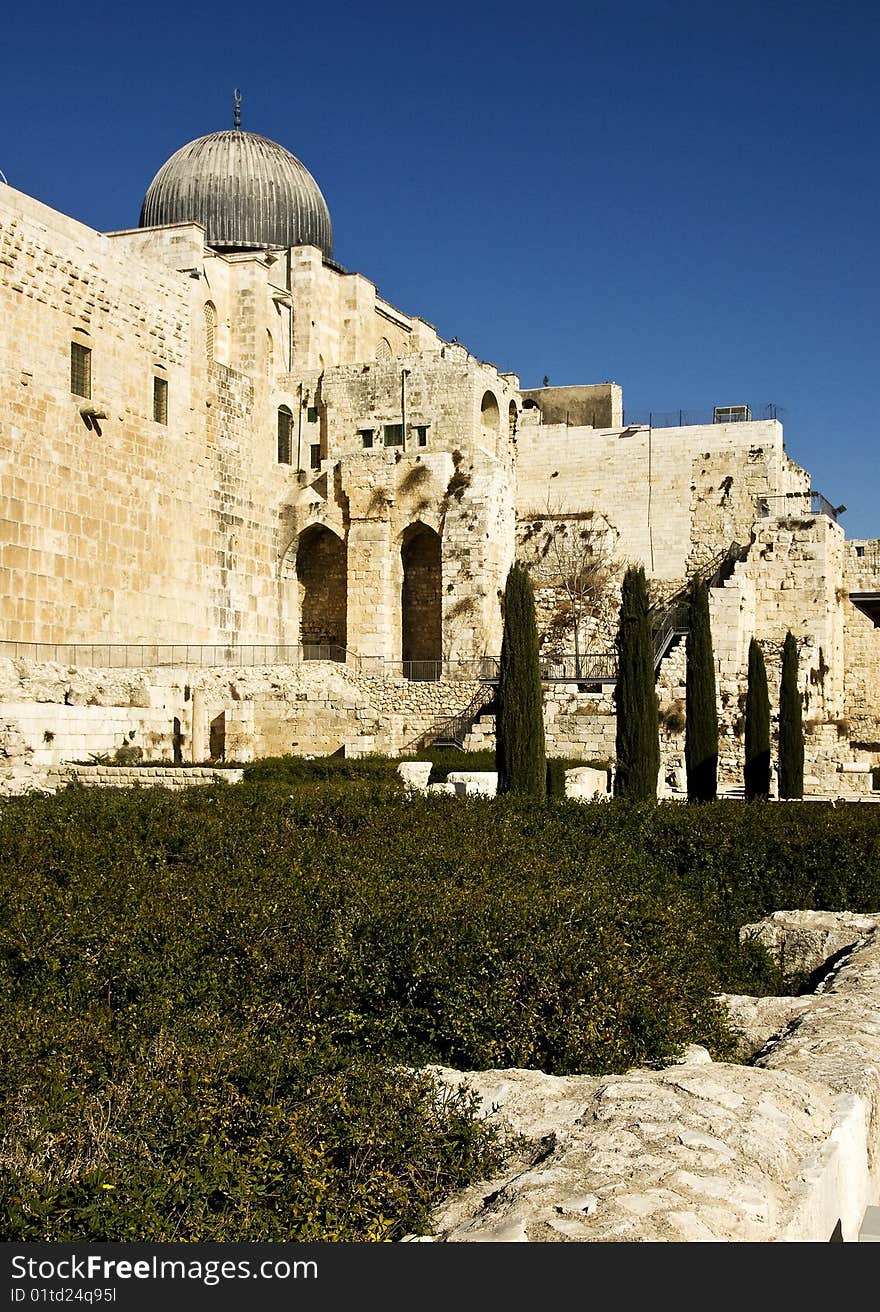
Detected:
left=4, top=784, right=880, bottom=1239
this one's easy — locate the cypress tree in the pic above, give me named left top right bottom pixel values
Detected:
left=495, top=562, right=546, bottom=797
left=613, top=565, right=659, bottom=800
left=684, top=577, right=718, bottom=802
left=778, top=630, right=804, bottom=799
left=744, top=637, right=771, bottom=800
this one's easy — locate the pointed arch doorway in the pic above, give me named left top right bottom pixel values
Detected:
left=401, top=522, right=442, bottom=680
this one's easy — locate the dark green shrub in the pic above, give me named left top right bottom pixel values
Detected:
left=779, top=631, right=804, bottom=799
left=496, top=563, right=546, bottom=797
left=744, top=637, right=771, bottom=801
left=684, top=577, right=718, bottom=802
left=5, top=782, right=880, bottom=1239
left=614, top=565, right=659, bottom=799
left=546, top=758, right=567, bottom=798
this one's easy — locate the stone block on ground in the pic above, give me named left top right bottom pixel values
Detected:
left=447, top=771, right=497, bottom=797
left=398, top=760, right=433, bottom=792
left=564, top=766, right=610, bottom=801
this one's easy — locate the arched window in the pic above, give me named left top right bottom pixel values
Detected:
left=480, top=390, right=500, bottom=449
left=376, top=337, right=392, bottom=361
left=277, top=406, right=293, bottom=464
left=203, top=302, right=216, bottom=362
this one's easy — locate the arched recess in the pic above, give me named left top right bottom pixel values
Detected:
left=401, top=522, right=442, bottom=675
left=203, top=302, right=216, bottom=362
left=508, top=400, right=518, bottom=440
left=480, top=390, right=500, bottom=453
left=296, top=524, right=347, bottom=657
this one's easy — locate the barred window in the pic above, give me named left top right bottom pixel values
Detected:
left=70, top=342, right=91, bottom=399
left=153, top=376, right=168, bottom=425
left=383, top=424, right=404, bottom=447
left=277, top=406, right=293, bottom=465
left=310, top=443, right=321, bottom=470
left=203, top=303, right=216, bottom=362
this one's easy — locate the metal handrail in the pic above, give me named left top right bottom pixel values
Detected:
left=755, top=491, right=842, bottom=522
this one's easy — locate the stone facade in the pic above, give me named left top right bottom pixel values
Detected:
left=2, top=158, right=879, bottom=790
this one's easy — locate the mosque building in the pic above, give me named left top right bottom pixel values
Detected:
left=1, top=108, right=878, bottom=791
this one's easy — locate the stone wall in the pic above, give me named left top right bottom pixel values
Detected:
left=515, top=418, right=805, bottom=582
left=0, top=657, right=492, bottom=790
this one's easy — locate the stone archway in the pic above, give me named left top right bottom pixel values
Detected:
left=296, top=524, right=347, bottom=657
left=480, top=390, right=500, bottom=453
left=401, top=522, right=442, bottom=677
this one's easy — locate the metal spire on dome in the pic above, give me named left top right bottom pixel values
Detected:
left=233, top=88, right=242, bottom=130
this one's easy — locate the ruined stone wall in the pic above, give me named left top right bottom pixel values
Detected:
left=0, top=658, right=492, bottom=788
left=519, top=383, right=623, bottom=429
left=843, top=541, right=880, bottom=749
left=515, top=419, right=803, bottom=582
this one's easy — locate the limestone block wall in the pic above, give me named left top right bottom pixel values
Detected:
left=310, top=351, right=519, bottom=466
left=0, top=185, right=311, bottom=647
left=286, top=246, right=442, bottom=373
left=518, top=383, right=623, bottom=429
left=0, top=658, right=493, bottom=785
left=843, top=541, right=880, bottom=747
left=844, top=606, right=880, bottom=753
left=750, top=515, right=847, bottom=719
left=515, top=418, right=802, bottom=582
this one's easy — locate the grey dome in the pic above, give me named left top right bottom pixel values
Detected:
left=139, top=130, right=333, bottom=257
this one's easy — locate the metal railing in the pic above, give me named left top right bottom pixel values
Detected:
left=623, top=403, right=781, bottom=429
left=755, top=491, right=842, bottom=522
left=406, top=687, right=496, bottom=752
left=648, top=541, right=748, bottom=670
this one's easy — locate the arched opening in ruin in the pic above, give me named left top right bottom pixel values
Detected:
left=480, top=390, right=501, bottom=453
left=296, top=524, right=347, bottom=659
left=401, top=522, right=442, bottom=679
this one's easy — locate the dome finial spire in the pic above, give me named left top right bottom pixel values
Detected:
left=233, top=88, right=242, bottom=130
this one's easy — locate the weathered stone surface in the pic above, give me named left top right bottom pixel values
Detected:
left=564, top=766, right=610, bottom=801
left=741, top=910, right=879, bottom=982
left=397, top=760, right=432, bottom=792
left=422, top=915, right=880, bottom=1242
left=447, top=771, right=497, bottom=797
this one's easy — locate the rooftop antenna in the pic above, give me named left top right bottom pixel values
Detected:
left=233, top=88, right=242, bottom=130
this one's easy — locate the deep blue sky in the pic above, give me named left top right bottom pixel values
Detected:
left=3, top=0, right=877, bottom=537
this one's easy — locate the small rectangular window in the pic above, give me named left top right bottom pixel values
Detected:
left=307, top=406, right=318, bottom=423
left=70, top=342, right=91, bottom=399
left=416, top=425, right=429, bottom=447
left=310, top=444, right=321, bottom=470
left=384, top=423, right=404, bottom=447
left=359, top=428, right=374, bottom=449
left=153, top=376, right=168, bottom=425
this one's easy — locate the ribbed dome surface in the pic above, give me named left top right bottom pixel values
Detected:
left=139, top=130, right=333, bottom=257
